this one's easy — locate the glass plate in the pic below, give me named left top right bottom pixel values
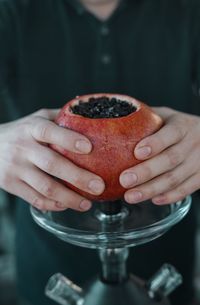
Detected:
left=31, top=197, right=191, bottom=249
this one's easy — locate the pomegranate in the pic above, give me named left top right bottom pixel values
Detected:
left=51, top=93, right=163, bottom=201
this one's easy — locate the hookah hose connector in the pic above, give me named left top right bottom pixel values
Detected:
left=45, top=273, right=84, bottom=305
left=146, top=264, right=183, bottom=301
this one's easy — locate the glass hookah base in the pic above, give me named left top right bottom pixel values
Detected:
left=31, top=197, right=191, bottom=249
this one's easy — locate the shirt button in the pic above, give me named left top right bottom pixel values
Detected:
left=100, top=26, right=109, bottom=36
left=101, top=54, right=111, bottom=64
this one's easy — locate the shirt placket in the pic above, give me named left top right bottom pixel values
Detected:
left=93, top=22, right=118, bottom=92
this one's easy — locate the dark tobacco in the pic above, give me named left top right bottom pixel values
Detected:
left=71, top=96, right=137, bottom=118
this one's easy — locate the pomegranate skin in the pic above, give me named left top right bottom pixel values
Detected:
left=51, top=93, right=163, bottom=201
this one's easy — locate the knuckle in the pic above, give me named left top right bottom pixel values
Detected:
left=165, top=171, right=179, bottom=189
left=35, top=108, right=50, bottom=118
left=31, top=197, right=45, bottom=210
left=71, top=172, right=83, bottom=188
left=173, top=124, right=185, bottom=141
left=41, top=182, right=55, bottom=198
left=6, top=150, right=19, bottom=164
left=38, top=124, right=49, bottom=142
left=17, top=121, right=30, bottom=134
left=177, top=187, right=187, bottom=199
left=42, top=157, right=55, bottom=174
left=69, top=167, right=89, bottom=187
left=166, top=149, right=182, bottom=167
left=62, top=199, right=73, bottom=210
left=152, top=136, right=164, bottom=150
left=12, top=136, right=24, bottom=146
left=56, top=196, right=72, bottom=209
left=3, top=141, right=25, bottom=164
left=142, top=164, right=153, bottom=181
left=145, top=185, right=156, bottom=198
left=32, top=121, right=51, bottom=142
left=162, top=106, right=170, bottom=112
left=54, top=201, right=67, bottom=210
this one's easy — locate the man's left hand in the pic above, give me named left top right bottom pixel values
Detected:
left=119, top=107, right=200, bottom=205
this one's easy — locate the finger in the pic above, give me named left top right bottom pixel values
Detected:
left=10, top=179, right=69, bottom=211
left=120, top=143, right=186, bottom=189
left=151, top=173, right=200, bottom=205
left=20, top=165, right=92, bottom=211
left=30, top=117, right=92, bottom=154
left=123, top=160, right=195, bottom=204
left=151, top=107, right=176, bottom=120
left=28, top=143, right=105, bottom=196
left=32, top=108, right=60, bottom=120
left=134, top=120, right=186, bottom=160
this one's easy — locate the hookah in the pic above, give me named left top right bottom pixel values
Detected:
left=31, top=94, right=192, bottom=305
left=31, top=198, right=191, bottom=305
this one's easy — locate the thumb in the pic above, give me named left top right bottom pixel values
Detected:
left=151, top=106, right=176, bottom=120
left=32, top=108, right=60, bottom=121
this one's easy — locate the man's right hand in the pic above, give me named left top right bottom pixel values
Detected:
left=0, top=109, right=105, bottom=211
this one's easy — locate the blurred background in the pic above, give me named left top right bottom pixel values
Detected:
left=0, top=190, right=17, bottom=305
left=1, top=189, right=200, bottom=305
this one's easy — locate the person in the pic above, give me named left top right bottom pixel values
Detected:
left=0, top=0, right=200, bottom=304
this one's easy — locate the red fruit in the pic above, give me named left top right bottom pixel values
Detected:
left=51, top=93, right=163, bottom=201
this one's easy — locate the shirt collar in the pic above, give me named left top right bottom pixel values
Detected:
left=64, top=0, right=128, bottom=17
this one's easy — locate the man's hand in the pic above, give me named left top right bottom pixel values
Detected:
left=0, top=109, right=105, bottom=211
left=120, top=107, right=200, bottom=205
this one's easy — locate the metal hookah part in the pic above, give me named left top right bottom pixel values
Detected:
left=95, top=202, right=129, bottom=225
left=99, top=199, right=123, bottom=215
left=45, top=264, right=183, bottom=305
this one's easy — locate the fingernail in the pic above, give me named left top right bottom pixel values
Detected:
left=120, top=172, right=137, bottom=188
left=126, top=191, right=143, bottom=203
left=75, top=140, right=91, bottom=153
left=136, top=146, right=151, bottom=158
left=88, top=179, right=104, bottom=194
left=80, top=200, right=92, bottom=211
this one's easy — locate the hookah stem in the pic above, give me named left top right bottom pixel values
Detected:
left=99, top=200, right=128, bottom=284
left=99, top=199, right=129, bottom=283
left=100, top=199, right=122, bottom=215
left=99, top=248, right=129, bottom=284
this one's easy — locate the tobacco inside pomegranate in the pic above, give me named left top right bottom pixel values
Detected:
left=71, top=96, right=137, bottom=118
left=51, top=93, right=163, bottom=202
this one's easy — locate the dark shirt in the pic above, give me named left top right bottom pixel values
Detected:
left=0, top=0, right=200, bottom=121
left=0, top=1, right=200, bottom=305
